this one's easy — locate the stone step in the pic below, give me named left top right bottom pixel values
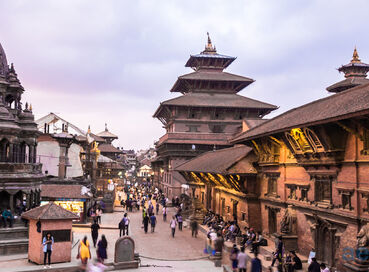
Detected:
left=0, top=226, right=28, bottom=240
left=0, top=238, right=28, bottom=255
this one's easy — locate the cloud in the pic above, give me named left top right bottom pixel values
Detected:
left=1, top=0, right=369, bottom=149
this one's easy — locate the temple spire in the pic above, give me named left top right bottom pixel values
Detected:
left=105, top=123, right=108, bottom=131
left=351, top=47, right=361, bottom=63
left=203, top=32, right=216, bottom=54
left=87, top=125, right=91, bottom=134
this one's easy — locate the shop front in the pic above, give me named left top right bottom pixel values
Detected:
left=40, top=184, right=91, bottom=223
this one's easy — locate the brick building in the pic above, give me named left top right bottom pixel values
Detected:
left=153, top=34, right=276, bottom=199
left=177, top=49, right=369, bottom=270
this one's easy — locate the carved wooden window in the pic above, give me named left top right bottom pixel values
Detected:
left=301, top=188, right=308, bottom=201
left=288, top=186, right=297, bottom=200
left=315, top=179, right=332, bottom=203
left=267, top=176, right=278, bottom=196
left=341, top=193, right=352, bottom=210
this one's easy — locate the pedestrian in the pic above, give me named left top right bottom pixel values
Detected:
left=78, top=236, right=91, bottom=269
left=150, top=213, right=157, bottom=233
left=42, top=232, right=54, bottom=269
left=308, top=258, right=320, bottom=272
left=96, top=206, right=102, bottom=224
left=162, top=206, right=167, bottom=222
left=271, top=236, right=283, bottom=267
left=190, top=218, right=198, bottom=237
left=320, top=263, right=330, bottom=272
left=143, top=214, right=149, bottom=234
left=118, top=217, right=125, bottom=237
left=156, top=202, right=160, bottom=214
left=177, top=214, right=183, bottom=231
left=124, top=213, right=130, bottom=236
left=91, top=219, right=100, bottom=247
left=237, top=246, right=248, bottom=272
left=170, top=216, right=177, bottom=238
left=251, top=253, right=262, bottom=272
left=291, top=250, right=302, bottom=271
left=230, top=244, right=239, bottom=272
left=96, top=235, right=108, bottom=264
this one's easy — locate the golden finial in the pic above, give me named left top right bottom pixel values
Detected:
left=204, top=32, right=216, bottom=54
left=87, top=125, right=91, bottom=134
left=351, top=46, right=361, bottom=63
left=29, top=104, right=32, bottom=111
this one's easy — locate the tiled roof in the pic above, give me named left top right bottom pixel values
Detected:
left=96, top=130, right=118, bottom=139
left=170, top=71, right=254, bottom=93
left=232, top=82, right=369, bottom=142
left=21, top=202, right=79, bottom=220
left=98, top=143, right=122, bottom=153
left=185, top=53, right=236, bottom=69
left=40, top=184, right=90, bottom=199
left=154, top=93, right=277, bottom=117
left=175, top=145, right=254, bottom=174
left=326, top=77, right=369, bottom=93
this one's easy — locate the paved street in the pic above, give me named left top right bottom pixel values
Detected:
left=0, top=203, right=222, bottom=272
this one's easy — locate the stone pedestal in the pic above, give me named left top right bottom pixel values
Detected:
left=280, top=234, right=298, bottom=252
left=344, top=261, right=369, bottom=272
left=114, top=237, right=139, bottom=270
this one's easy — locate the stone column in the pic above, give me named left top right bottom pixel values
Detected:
left=9, top=194, right=14, bottom=212
left=9, top=143, right=13, bottom=162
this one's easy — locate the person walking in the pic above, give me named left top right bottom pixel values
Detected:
left=97, top=235, right=108, bottom=264
left=170, top=216, right=177, bottom=238
left=78, top=236, right=91, bottom=270
left=320, top=263, right=330, bottom=272
left=150, top=213, right=157, bottom=233
left=230, top=244, right=239, bottom=272
left=177, top=214, right=183, bottom=231
left=237, top=246, right=248, bottom=272
left=251, top=253, right=262, bottom=272
left=96, top=207, right=102, bottom=224
left=162, top=206, right=167, bottom=222
left=190, top=218, right=198, bottom=237
left=91, top=219, right=100, bottom=247
left=42, top=232, right=54, bottom=268
left=156, top=202, right=160, bottom=214
left=143, top=214, right=149, bottom=234
left=123, top=213, right=130, bottom=236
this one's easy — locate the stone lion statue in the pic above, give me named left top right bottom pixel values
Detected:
left=357, top=224, right=369, bottom=247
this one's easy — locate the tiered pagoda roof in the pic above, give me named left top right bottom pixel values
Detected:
left=327, top=48, right=369, bottom=93
left=154, top=34, right=277, bottom=119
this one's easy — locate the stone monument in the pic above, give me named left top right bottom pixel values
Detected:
left=279, top=205, right=298, bottom=252
left=114, top=237, right=139, bottom=269
left=344, top=223, right=369, bottom=271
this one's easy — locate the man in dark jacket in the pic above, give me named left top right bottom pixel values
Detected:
left=308, top=258, right=320, bottom=272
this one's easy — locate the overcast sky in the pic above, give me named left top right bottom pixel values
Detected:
left=1, top=0, right=369, bottom=150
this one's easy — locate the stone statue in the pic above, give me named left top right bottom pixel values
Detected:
left=357, top=224, right=369, bottom=247
left=280, top=205, right=296, bottom=234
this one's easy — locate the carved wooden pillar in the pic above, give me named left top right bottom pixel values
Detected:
left=9, top=143, right=13, bottom=162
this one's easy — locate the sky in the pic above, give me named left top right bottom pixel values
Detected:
left=1, top=0, right=369, bottom=150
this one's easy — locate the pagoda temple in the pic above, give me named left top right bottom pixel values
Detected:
left=327, top=47, right=369, bottom=93
left=153, top=34, right=277, bottom=199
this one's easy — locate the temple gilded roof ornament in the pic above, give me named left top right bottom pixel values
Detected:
left=203, top=32, right=217, bottom=54
left=87, top=125, right=91, bottom=134
left=351, top=47, right=361, bottom=63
